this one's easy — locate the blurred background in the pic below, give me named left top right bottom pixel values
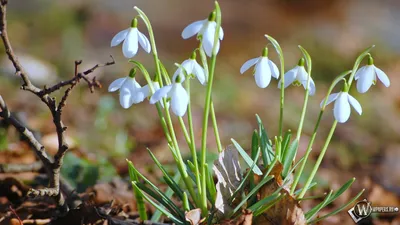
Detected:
left=0, top=0, right=399, bottom=223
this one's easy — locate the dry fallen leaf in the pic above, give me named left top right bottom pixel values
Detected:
left=253, top=162, right=306, bottom=225
left=185, top=208, right=203, bottom=225
left=213, top=145, right=242, bottom=217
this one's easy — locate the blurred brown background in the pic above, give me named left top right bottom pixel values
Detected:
left=0, top=0, right=399, bottom=223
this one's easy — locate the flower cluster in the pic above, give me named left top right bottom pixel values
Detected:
left=241, top=50, right=390, bottom=123
left=107, top=11, right=221, bottom=117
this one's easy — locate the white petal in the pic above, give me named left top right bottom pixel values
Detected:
left=254, top=58, right=271, bottom=88
left=219, top=27, right=224, bottom=40
left=124, top=78, right=145, bottom=104
left=149, top=85, right=172, bottom=104
left=111, top=29, right=129, bottom=47
left=320, top=93, right=339, bottom=108
left=182, top=20, right=206, bottom=39
left=297, top=66, right=309, bottom=82
left=193, top=62, right=206, bottom=85
left=119, top=79, right=136, bottom=108
left=307, top=78, right=316, bottom=96
left=182, top=59, right=195, bottom=75
left=202, top=23, right=220, bottom=57
left=374, top=66, right=390, bottom=87
left=334, top=93, right=351, bottom=123
left=122, top=28, right=139, bottom=58
left=278, top=67, right=297, bottom=89
left=170, top=83, right=189, bottom=116
left=347, top=94, right=362, bottom=115
left=268, top=59, right=280, bottom=79
left=138, top=30, right=151, bottom=53
left=240, top=58, right=259, bottom=74
left=108, top=77, right=127, bottom=92
left=356, top=66, right=374, bottom=93
left=141, top=81, right=159, bottom=97
left=172, top=68, right=186, bottom=83
left=354, top=66, right=367, bottom=80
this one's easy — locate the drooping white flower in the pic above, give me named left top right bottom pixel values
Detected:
left=320, top=91, right=362, bottom=123
left=181, top=12, right=224, bottom=57
left=111, top=18, right=151, bottom=58
left=150, top=73, right=189, bottom=116
left=354, top=56, right=390, bottom=93
left=174, top=53, right=206, bottom=85
left=278, top=59, right=316, bottom=95
left=240, top=47, right=279, bottom=88
left=108, top=73, right=147, bottom=109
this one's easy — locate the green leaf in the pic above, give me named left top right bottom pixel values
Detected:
left=147, top=149, right=185, bottom=201
left=305, top=190, right=333, bottom=220
left=256, top=114, right=274, bottom=166
left=251, top=130, right=259, bottom=160
left=294, top=182, right=317, bottom=196
left=151, top=172, right=181, bottom=222
left=253, top=193, right=286, bottom=216
left=127, top=160, right=148, bottom=221
left=264, top=35, right=283, bottom=59
left=205, top=164, right=217, bottom=204
left=132, top=181, right=184, bottom=225
left=282, top=139, right=298, bottom=178
left=248, top=192, right=281, bottom=212
left=231, top=139, right=263, bottom=175
left=280, top=129, right=292, bottom=159
left=231, top=175, right=274, bottom=216
left=309, top=189, right=365, bottom=224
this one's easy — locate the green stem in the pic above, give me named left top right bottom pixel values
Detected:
left=210, top=100, right=222, bottom=152
left=290, top=110, right=323, bottom=194
left=200, top=2, right=222, bottom=215
left=186, top=78, right=202, bottom=198
left=163, top=98, right=199, bottom=206
left=298, top=120, right=337, bottom=198
left=178, top=118, right=191, bottom=148
left=134, top=7, right=162, bottom=82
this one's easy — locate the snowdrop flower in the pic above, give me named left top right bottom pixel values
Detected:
left=175, top=52, right=206, bottom=85
left=111, top=18, right=151, bottom=58
left=320, top=91, right=362, bottom=123
left=278, top=58, right=316, bottom=95
left=240, top=47, right=279, bottom=88
left=150, top=73, right=189, bottom=116
left=108, top=69, right=147, bottom=109
left=182, top=11, right=224, bottom=57
left=354, top=56, right=390, bottom=93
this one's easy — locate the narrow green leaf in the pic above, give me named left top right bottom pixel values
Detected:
left=248, top=192, right=281, bottom=212
left=151, top=172, right=181, bottom=222
left=282, top=139, right=299, bottom=178
left=147, top=149, right=185, bottom=201
left=205, top=164, right=216, bottom=204
left=264, top=35, right=283, bottom=59
left=327, top=178, right=355, bottom=205
left=182, top=192, right=190, bottom=212
left=127, top=160, right=148, bottom=221
left=231, top=138, right=263, bottom=175
left=231, top=176, right=274, bottom=216
left=280, top=129, right=292, bottom=159
left=294, top=182, right=317, bottom=196
left=132, top=181, right=184, bottom=225
left=256, top=114, right=274, bottom=166
left=305, top=190, right=333, bottom=220
left=309, top=189, right=365, bottom=224
left=254, top=193, right=286, bottom=216
left=251, top=130, right=259, bottom=160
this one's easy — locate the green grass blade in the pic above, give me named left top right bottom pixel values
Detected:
left=256, top=114, right=274, bottom=166
left=248, top=192, right=281, bottom=212
left=231, top=138, right=263, bottom=175
left=151, top=172, right=181, bottom=222
left=280, top=129, right=292, bottom=160
left=132, top=181, right=185, bottom=225
left=305, top=190, right=333, bottom=220
left=254, top=193, right=286, bottom=216
left=127, top=160, right=148, bottom=221
left=282, top=139, right=298, bottom=178
left=308, top=189, right=365, bottom=224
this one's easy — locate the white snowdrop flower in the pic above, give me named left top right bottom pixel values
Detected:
left=174, top=53, right=206, bottom=85
left=320, top=91, right=362, bottom=123
left=354, top=56, right=390, bottom=93
left=240, top=47, right=279, bottom=88
left=181, top=11, right=224, bottom=57
left=278, top=58, right=316, bottom=95
left=108, top=70, right=147, bottom=109
left=150, top=73, right=189, bottom=117
left=111, top=18, right=151, bottom=58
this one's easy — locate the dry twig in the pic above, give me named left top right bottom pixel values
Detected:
left=0, top=0, right=114, bottom=212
